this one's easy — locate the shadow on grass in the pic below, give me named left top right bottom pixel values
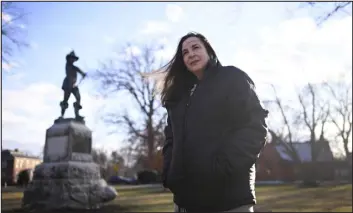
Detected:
left=1, top=205, right=130, bottom=213
left=2, top=184, right=351, bottom=212
left=0, top=202, right=174, bottom=213
left=256, top=184, right=352, bottom=212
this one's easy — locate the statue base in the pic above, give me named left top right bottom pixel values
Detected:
left=55, top=116, right=85, bottom=125
left=22, top=117, right=117, bottom=211
left=22, top=161, right=118, bottom=211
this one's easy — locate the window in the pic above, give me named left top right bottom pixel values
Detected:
left=16, top=159, right=23, bottom=168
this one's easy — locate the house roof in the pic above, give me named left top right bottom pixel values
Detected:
left=275, top=141, right=334, bottom=162
left=1, top=149, right=41, bottom=160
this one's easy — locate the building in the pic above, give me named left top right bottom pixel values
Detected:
left=1, top=149, right=42, bottom=185
left=256, top=142, right=295, bottom=181
left=256, top=140, right=336, bottom=182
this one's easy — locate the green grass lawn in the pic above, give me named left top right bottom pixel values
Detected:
left=1, top=183, right=352, bottom=212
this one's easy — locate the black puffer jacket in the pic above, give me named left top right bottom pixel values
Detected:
left=162, top=64, right=268, bottom=212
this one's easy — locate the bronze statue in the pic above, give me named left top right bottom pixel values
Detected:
left=59, top=51, right=87, bottom=121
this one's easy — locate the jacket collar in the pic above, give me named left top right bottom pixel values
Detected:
left=199, top=59, right=220, bottom=82
left=164, top=60, right=220, bottom=108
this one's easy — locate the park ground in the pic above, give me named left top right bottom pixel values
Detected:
left=1, top=183, right=352, bottom=212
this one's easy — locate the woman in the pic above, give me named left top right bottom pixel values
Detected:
left=160, top=32, right=269, bottom=212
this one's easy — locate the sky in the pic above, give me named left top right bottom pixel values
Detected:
left=2, top=2, right=352, bottom=157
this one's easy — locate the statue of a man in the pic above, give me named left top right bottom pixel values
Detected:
left=59, top=51, right=87, bottom=120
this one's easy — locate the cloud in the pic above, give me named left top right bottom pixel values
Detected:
left=140, top=21, right=171, bottom=35
left=111, top=45, right=143, bottom=61
left=2, top=82, right=125, bottom=156
left=165, top=4, right=183, bottom=23
left=233, top=16, right=352, bottom=100
left=62, top=46, right=73, bottom=53
left=155, top=39, right=175, bottom=62
left=3, top=72, right=26, bottom=84
left=2, top=62, right=12, bottom=72
left=139, top=4, right=184, bottom=36
left=125, top=45, right=142, bottom=56
left=30, top=41, right=39, bottom=50
left=2, top=61, right=20, bottom=73
left=227, top=15, right=352, bottom=151
left=103, top=35, right=116, bottom=44
left=2, top=12, right=12, bottom=23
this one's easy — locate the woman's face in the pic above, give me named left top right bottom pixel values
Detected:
left=181, top=37, right=210, bottom=78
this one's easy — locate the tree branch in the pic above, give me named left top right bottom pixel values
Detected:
left=93, top=43, right=167, bottom=169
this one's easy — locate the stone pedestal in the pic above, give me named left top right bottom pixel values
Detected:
left=22, top=118, right=117, bottom=211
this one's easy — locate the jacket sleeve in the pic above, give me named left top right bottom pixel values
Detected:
left=214, top=67, right=269, bottom=178
left=162, top=114, right=173, bottom=188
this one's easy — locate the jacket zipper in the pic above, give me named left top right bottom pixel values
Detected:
left=182, top=82, right=199, bottom=174
left=184, top=83, right=198, bottom=133
left=183, top=64, right=213, bottom=136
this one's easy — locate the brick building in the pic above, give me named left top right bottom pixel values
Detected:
left=256, top=140, right=337, bottom=182
left=1, top=149, right=42, bottom=185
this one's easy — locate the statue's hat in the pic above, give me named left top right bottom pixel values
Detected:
left=66, top=51, right=79, bottom=61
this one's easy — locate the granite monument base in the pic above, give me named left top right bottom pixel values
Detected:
left=22, top=118, right=117, bottom=211
left=22, top=161, right=117, bottom=211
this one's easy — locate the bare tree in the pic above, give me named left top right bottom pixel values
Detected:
left=106, top=150, right=125, bottom=176
left=93, top=43, right=167, bottom=170
left=2, top=2, right=29, bottom=64
left=295, top=83, right=331, bottom=185
left=297, top=83, right=330, bottom=162
left=92, top=148, right=108, bottom=166
left=266, top=83, right=330, bottom=184
left=119, top=143, right=138, bottom=168
left=92, top=148, right=110, bottom=179
left=324, top=81, right=352, bottom=159
left=111, top=150, right=125, bottom=165
left=264, top=84, right=302, bottom=164
left=303, top=2, right=352, bottom=25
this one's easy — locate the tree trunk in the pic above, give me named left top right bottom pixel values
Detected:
left=300, top=162, right=319, bottom=188
left=344, top=140, right=350, bottom=159
left=147, top=119, right=155, bottom=170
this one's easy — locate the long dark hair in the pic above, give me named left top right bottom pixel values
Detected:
left=160, top=32, right=221, bottom=106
